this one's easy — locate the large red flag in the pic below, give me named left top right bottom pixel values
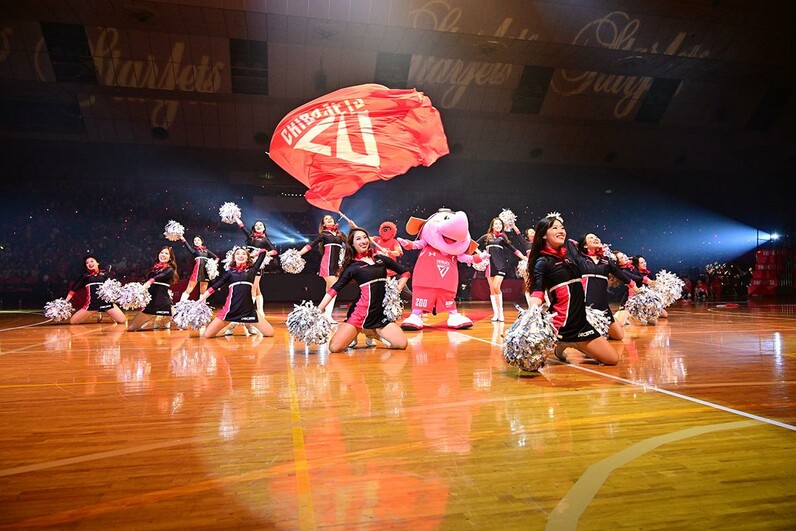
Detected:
left=269, top=84, right=449, bottom=211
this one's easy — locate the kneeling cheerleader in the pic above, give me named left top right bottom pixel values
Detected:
left=198, top=247, right=274, bottom=338
left=128, top=246, right=179, bottom=331
left=63, top=254, right=127, bottom=325
left=316, top=228, right=410, bottom=353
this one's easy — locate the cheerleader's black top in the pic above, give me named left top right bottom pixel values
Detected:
left=207, top=251, right=268, bottom=322
left=143, top=265, right=175, bottom=315
left=328, top=254, right=410, bottom=329
left=69, top=269, right=114, bottom=312
left=530, top=242, right=600, bottom=342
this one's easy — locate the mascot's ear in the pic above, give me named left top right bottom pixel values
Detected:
left=405, top=217, right=426, bottom=236
left=468, top=241, right=479, bottom=254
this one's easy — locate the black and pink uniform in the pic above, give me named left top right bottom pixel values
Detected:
left=618, top=263, right=649, bottom=309
left=68, top=270, right=114, bottom=312
left=328, top=254, right=410, bottom=329
left=304, top=230, right=345, bottom=277
left=577, top=251, right=633, bottom=323
left=476, top=232, right=520, bottom=277
left=142, top=264, right=175, bottom=316
left=530, top=244, right=599, bottom=342
left=182, top=240, right=219, bottom=282
left=237, top=223, right=276, bottom=272
left=206, top=251, right=267, bottom=323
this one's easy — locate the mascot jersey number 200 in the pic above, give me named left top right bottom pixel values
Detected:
left=398, top=208, right=488, bottom=330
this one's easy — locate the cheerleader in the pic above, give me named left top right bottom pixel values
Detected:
left=476, top=217, right=525, bottom=322
left=615, top=251, right=650, bottom=311
left=64, top=255, right=126, bottom=325
left=516, top=228, right=535, bottom=308
left=576, top=233, right=637, bottom=339
left=198, top=247, right=274, bottom=338
left=128, top=246, right=178, bottom=331
left=340, top=217, right=405, bottom=347
left=317, top=228, right=410, bottom=353
left=525, top=214, right=618, bottom=365
left=633, top=255, right=668, bottom=318
left=233, top=216, right=278, bottom=320
left=299, top=214, right=347, bottom=322
left=179, top=235, right=219, bottom=301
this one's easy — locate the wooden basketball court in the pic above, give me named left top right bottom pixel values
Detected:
left=1, top=301, right=794, bottom=529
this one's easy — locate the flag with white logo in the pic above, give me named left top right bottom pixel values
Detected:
left=269, top=84, right=449, bottom=211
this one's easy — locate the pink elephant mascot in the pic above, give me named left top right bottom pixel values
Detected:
left=398, top=208, right=488, bottom=330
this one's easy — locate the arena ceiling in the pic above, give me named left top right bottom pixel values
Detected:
left=1, top=0, right=794, bottom=221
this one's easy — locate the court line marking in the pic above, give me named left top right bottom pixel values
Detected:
left=286, top=352, right=317, bottom=530
left=546, top=419, right=759, bottom=530
left=0, top=326, right=108, bottom=356
left=0, top=438, right=198, bottom=478
left=458, top=333, right=796, bottom=432
left=0, top=316, right=53, bottom=332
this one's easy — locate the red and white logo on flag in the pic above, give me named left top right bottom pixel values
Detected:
left=269, top=84, right=449, bottom=211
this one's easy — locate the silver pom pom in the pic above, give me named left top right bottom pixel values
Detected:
left=172, top=300, right=214, bottom=330
left=44, top=298, right=74, bottom=322
left=585, top=305, right=610, bottom=337
left=117, top=282, right=152, bottom=310
left=383, top=277, right=403, bottom=322
left=219, top=202, right=241, bottom=224
left=516, top=259, right=528, bottom=279
left=626, top=286, right=665, bottom=325
left=472, top=258, right=488, bottom=272
left=280, top=248, right=306, bottom=274
left=651, top=270, right=684, bottom=307
left=338, top=248, right=345, bottom=270
left=498, top=209, right=517, bottom=228
left=222, top=248, right=235, bottom=271
left=205, top=258, right=219, bottom=280
left=503, top=305, right=558, bottom=372
left=286, top=301, right=332, bottom=345
left=163, top=220, right=185, bottom=241
left=97, top=278, right=122, bottom=303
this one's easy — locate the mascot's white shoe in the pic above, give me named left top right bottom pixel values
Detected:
left=400, top=313, right=424, bottom=330
left=446, top=313, right=473, bottom=329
